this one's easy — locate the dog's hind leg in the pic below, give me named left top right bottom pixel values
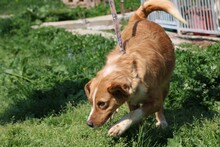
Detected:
left=154, top=83, right=170, bottom=128
left=154, top=84, right=169, bottom=128
left=155, top=107, right=168, bottom=128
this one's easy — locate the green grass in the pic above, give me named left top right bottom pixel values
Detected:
left=0, top=7, right=220, bottom=146
left=167, top=114, right=220, bottom=147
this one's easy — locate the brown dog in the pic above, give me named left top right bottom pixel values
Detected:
left=84, top=0, right=186, bottom=137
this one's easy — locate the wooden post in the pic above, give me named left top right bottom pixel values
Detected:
left=120, top=0, right=125, bottom=16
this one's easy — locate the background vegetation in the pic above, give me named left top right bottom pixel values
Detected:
left=0, top=0, right=139, bottom=24
left=0, top=0, right=219, bottom=146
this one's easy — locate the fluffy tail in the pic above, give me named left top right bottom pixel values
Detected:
left=130, top=0, right=187, bottom=24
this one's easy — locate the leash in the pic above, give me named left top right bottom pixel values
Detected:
left=108, top=0, right=125, bottom=54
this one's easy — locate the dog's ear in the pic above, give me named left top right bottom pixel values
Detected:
left=107, top=83, right=131, bottom=97
left=84, top=80, right=92, bottom=97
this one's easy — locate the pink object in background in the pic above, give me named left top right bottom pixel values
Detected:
left=186, top=8, right=214, bottom=35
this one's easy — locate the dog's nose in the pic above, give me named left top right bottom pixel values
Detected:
left=87, top=120, right=94, bottom=128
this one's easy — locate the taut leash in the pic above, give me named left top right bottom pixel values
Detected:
left=108, top=0, right=125, bottom=54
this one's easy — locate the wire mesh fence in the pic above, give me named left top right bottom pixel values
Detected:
left=148, top=0, right=220, bottom=35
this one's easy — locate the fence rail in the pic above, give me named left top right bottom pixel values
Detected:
left=148, top=0, right=220, bottom=35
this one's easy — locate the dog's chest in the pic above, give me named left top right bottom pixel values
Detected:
left=129, top=83, right=149, bottom=105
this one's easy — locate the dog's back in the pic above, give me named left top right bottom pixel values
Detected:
left=108, top=0, right=186, bottom=87
left=122, top=20, right=175, bottom=87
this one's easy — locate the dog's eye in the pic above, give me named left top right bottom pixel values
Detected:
left=97, top=101, right=108, bottom=109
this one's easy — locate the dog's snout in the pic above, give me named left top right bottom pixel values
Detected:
left=87, top=120, right=94, bottom=128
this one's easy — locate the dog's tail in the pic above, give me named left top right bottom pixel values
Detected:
left=130, top=0, right=187, bottom=24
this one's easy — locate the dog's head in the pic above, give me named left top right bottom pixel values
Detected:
left=84, top=76, right=131, bottom=128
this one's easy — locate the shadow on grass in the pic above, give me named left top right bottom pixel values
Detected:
left=0, top=78, right=89, bottom=124
left=114, top=98, right=218, bottom=147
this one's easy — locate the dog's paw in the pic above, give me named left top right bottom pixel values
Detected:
left=108, top=124, right=125, bottom=137
left=156, top=121, right=168, bottom=129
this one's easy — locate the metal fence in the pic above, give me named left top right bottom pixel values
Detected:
left=148, top=0, right=220, bottom=35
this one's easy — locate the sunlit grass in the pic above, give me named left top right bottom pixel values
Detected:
left=0, top=6, right=220, bottom=146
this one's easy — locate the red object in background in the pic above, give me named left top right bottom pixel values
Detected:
left=186, top=8, right=214, bottom=35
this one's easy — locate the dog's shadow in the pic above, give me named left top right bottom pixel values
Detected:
left=0, top=79, right=88, bottom=124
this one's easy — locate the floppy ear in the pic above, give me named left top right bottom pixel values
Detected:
left=107, top=83, right=131, bottom=97
left=84, top=80, right=92, bottom=97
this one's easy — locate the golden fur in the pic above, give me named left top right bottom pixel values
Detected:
left=84, top=0, right=186, bottom=137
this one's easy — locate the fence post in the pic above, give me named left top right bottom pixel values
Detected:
left=173, top=0, right=182, bottom=35
left=140, top=0, right=144, bottom=5
left=120, top=0, right=125, bottom=16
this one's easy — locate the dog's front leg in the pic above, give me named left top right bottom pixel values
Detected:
left=108, top=100, right=162, bottom=137
left=108, top=108, right=144, bottom=137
